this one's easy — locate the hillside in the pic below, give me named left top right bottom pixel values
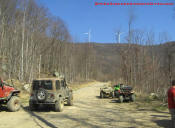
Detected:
left=74, top=42, right=175, bottom=82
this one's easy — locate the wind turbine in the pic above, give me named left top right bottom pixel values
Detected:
left=115, top=31, right=125, bottom=43
left=83, top=29, right=91, bottom=43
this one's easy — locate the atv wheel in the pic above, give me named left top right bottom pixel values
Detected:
left=110, top=92, right=114, bottom=98
left=7, top=96, right=21, bottom=112
left=130, top=94, right=135, bottom=102
left=119, top=95, right=124, bottom=103
left=67, top=94, right=73, bottom=106
left=29, top=102, right=38, bottom=111
left=100, top=92, right=104, bottom=98
left=55, top=99, right=64, bottom=112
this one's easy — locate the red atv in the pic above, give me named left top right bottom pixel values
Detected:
left=0, top=78, right=21, bottom=112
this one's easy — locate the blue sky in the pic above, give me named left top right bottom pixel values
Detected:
left=39, top=0, right=175, bottom=43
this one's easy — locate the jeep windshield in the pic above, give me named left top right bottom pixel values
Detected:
left=32, top=80, right=52, bottom=90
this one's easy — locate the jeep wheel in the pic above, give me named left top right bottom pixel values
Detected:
left=55, top=99, right=64, bottom=112
left=119, top=95, right=124, bottom=103
left=100, top=91, right=104, bottom=98
left=130, top=94, right=135, bottom=102
left=7, top=96, right=21, bottom=112
left=67, top=95, right=73, bottom=106
left=29, top=102, right=38, bottom=111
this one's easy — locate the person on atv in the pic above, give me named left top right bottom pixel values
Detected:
left=114, top=84, right=120, bottom=91
left=114, top=84, right=123, bottom=97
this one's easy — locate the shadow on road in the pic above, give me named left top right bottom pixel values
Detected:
left=109, top=99, right=131, bottom=103
left=95, top=96, right=113, bottom=99
left=151, top=114, right=171, bottom=128
left=109, top=99, right=117, bottom=103
left=22, top=105, right=58, bottom=128
left=153, top=119, right=171, bottom=128
left=151, top=115, right=169, bottom=118
left=96, top=96, right=101, bottom=99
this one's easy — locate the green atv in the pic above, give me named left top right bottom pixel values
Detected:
left=114, top=84, right=135, bottom=103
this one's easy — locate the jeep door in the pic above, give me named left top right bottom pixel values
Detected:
left=60, top=80, right=69, bottom=98
left=55, top=80, right=65, bottom=97
left=55, top=80, right=61, bottom=94
left=64, top=81, right=70, bottom=96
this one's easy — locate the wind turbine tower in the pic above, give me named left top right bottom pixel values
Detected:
left=115, top=31, right=125, bottom=43
left=84, top=29, right=91, bottom=43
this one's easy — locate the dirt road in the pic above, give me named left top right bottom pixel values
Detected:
left=0, top=82, right=171, bottom=128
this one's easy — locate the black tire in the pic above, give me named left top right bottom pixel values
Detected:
left=7, top=96, right=21, bottom=112
left=67, top=94, right=73, bottom=106
left=119, top=95, right=124, bottom=103
left=55, top=99, right=64, bottom=112
left=130, top=94, right=135, bottom=102
left=36, top=88, right=47, bottom=102
left=100, top=91, right=104, bottom=98
left=29, top=102, right=38, bottom=111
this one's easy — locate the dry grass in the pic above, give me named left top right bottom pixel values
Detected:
left=133, top=94, right=168, bottom=112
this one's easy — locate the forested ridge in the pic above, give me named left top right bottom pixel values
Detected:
left=0, top=0, right=175, bottom=98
